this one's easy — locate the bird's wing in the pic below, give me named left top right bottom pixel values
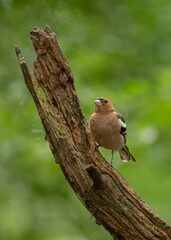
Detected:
left=116, top=113, right=127, bottom=144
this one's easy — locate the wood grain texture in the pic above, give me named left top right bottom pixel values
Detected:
left=15, top=26, right=171, bottom=240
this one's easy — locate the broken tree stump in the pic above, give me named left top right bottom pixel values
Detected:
left=15, top=26, right=171, bottom=240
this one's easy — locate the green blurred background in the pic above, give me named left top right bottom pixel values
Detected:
left=0, top=0, right=171, bottom=239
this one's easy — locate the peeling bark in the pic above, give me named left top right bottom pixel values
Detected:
left=15, top=26, right=171, bottom=240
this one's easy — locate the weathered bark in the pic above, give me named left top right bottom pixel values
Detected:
left=15, top=26, right=171, bottom=240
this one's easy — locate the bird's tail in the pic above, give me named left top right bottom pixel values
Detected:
left=119, top=145, right=136, bottom=162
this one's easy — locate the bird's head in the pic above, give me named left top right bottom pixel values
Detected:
left=94, top=97, right=114, bottom=113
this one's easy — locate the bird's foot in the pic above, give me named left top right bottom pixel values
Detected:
left=108, top=161, right=114, bottom=168
left=92, top=144, right=101, bottom=155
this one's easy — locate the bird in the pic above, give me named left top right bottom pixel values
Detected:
left=89, top=97, right=136, bottom=165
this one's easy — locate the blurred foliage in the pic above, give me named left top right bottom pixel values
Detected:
left=0, top=0, right=171, bottom=239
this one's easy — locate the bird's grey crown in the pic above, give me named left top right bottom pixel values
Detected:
left=96, top=97, right=105, bottom=100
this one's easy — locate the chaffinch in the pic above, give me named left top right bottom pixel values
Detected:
left=90, top=97, right=136, bottom=165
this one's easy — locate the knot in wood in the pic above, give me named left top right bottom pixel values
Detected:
left=86, top=164, right=106, bottom=190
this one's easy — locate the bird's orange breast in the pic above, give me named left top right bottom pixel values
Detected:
left=89, top=112, right=124, bottom=151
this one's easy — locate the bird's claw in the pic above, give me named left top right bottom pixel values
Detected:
left=92, top=144, right=101, bottom=155
left=108, top=162, right=114, bottom=168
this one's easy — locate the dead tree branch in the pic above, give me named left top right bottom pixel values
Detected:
left=15, top=26, right=171, bottom=240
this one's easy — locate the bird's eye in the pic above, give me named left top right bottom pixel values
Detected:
left=105, top=100, right=108, bottom=103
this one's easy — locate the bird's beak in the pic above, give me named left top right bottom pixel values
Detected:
left=94, top=99, right=101, bottom=106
